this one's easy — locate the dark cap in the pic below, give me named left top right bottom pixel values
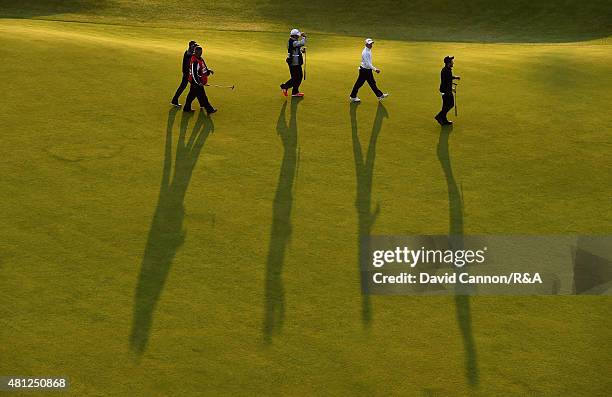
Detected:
left=444, top=55, right=454, bottom=64
left=189, top=40, right=198, bottom=46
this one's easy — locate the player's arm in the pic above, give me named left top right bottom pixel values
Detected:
left=202, top=56, right=214, bottom=75
left=293, top=34, right=307, bottom=47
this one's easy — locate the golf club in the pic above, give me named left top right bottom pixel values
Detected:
left=302, top=47, right=307, bottom=81
left=453, top=82, right=458, bottom=117
left=206, top=83, right=235, bottom=90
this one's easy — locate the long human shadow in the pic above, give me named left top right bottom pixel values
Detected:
left=263, top=98, right=301, bottom=343
left=130, top=108, right=214, bottom=355
left=436, top=125, right=479, bottom=386
left=351, top=102, right=388, bottom=326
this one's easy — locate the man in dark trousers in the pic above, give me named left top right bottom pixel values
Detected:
left=280, top=28, right=307, bottom=98
left=183, top=46, right=217, bottom=114
left=435, top=56, right=461, bottom=125
left=171, top=40, right=197, bottom=107
left=349, top=38, right=389, bottom=103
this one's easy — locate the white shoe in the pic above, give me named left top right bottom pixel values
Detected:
left=377, top=93, right=389, bottom=101
left=350, top=97, right=361, bottom=103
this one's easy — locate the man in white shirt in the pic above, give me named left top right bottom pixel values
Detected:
left=349, top=38, right=389, bottom=103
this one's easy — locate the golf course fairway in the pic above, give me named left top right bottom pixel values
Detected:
left=0, top=1, right=610, bottom=395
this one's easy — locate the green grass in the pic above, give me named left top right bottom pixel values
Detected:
left=0, top=2, right=611, bottom=396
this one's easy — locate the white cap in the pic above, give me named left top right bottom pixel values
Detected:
left=365, top=38, right=374, bottom=45
left=290, top=28, right=300, bottom=36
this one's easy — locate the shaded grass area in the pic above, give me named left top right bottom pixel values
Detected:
left=1, top=0, right=611, bottom=42
left=0, top=19, right=610, bottom=396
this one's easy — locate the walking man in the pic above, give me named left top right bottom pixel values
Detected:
left=183, top=46, right=217, bottom=114
left=349, top=38, right=389, bottom=103
left=171, top=40, right=197, bottom=107
left=280, top=29, right=307, bottom=98
left=435, top=56, right=461, bottom=125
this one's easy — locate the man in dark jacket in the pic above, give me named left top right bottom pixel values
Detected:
left=280, top=28, right=307, bottom=97
left=435, top=56, right=461, bottom=125
left=171, top=40, right=197, bottom=107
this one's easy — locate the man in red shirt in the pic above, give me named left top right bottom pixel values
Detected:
left=184, top=46, right=217, bottom=114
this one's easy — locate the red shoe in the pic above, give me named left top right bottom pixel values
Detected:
left=291, top=92, right=305, bottom=97
left=280, top=85, right=288, bottom=96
